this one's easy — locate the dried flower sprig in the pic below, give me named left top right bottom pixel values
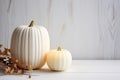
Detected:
left=0, top=44, right=35, bottom=78
left=0, top=44, right=25, bottom=74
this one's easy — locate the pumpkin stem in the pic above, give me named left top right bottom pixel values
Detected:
left=57, top=46, right=62, bottom=51
left=29, top=20, right=34, bottom=27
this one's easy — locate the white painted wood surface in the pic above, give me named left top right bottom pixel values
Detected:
left=0, top=0, right=120, bottom=59
left=0, top=60, right=120, bottom=80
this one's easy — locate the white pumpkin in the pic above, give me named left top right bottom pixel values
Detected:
left=10, top=20, right=50, bottom=69
left=46, top=47, right=72, bottom=71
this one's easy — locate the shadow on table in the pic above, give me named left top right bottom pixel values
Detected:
left=39, top=68, right=63, bottom=73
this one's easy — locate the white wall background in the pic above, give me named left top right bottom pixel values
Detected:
left=0, top=0, right=120, bottom=60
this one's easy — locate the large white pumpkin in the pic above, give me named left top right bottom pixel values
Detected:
left=10, top=20, right=50, bottom=69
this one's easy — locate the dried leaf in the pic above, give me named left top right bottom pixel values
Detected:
left=13, top=64, right=17, bottom=69
left=18, top=63, right=27, bottom=69
left=4, top=67, right=11, bottom=73
left=17, top=69, right=23, bottom=74
left=7, top=67, right=11, bottom=72
left=0, top=44, right=2, bottom=48
left=15, top=59, right=18, bottom=63
left=4, top=68, right=9, bottom=73
left=28, top=65, right=33, bottom=71
left=10, top=68, right=14, bottom=74
left=2, top=48, right=9, bottom=55
left=0, top=50, right=2, bottom=54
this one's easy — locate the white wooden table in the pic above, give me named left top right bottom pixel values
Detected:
left=0, top=60, right=120, bottom=80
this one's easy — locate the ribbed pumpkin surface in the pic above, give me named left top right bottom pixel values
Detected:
left=10, top=25, right=50, bottom=69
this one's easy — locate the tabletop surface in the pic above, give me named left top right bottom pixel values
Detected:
left=0, top=60, right=120, bottom=80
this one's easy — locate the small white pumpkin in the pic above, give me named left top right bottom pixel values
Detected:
left=10, top=20, right=50, bottom=69
left=46, top=47, right=72, bottom=71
